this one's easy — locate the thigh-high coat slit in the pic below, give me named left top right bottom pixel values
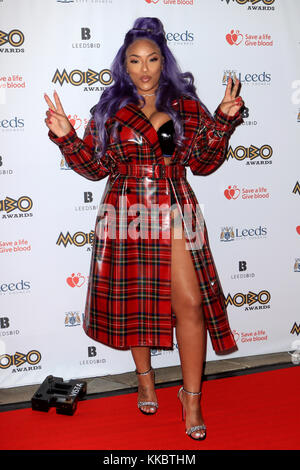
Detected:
left=49, top=96, right=243, bottom=355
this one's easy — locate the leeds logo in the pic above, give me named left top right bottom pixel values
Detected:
left=220, top=226, right=235, bottom=242
left=294, top=259, right=300, bottom=272
left=65, top=312, right=81, bottom=327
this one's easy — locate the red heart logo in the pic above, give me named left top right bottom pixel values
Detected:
left=226, top=33, right=234, bottom=45
left=296, top=226, right=300, bottom=235
left=66, top=274, right=76, bottom=288
left=226, top=30, right=243, bottom=46
left=235, top=32, right=243, bottom=45
left=75, top=274, right=85, bottom=287
left=232, top=187, right=240, bottom=199
left=229, top=188, right=236, bottom=198
left=68, top=115, right=82, bottom=130
left=224, top=185, right=240, bottom=200
left=231, top=33, right=238, bottom=43
left=224, top=188, right=232, bottom=200
left=68, top=115, right=75, bottom=127
left=233, top=330, right=240, bottom=343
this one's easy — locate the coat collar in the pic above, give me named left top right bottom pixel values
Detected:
left=113, top=96, right=200, bottom=160
left=114, top=103, right=162, bottom=156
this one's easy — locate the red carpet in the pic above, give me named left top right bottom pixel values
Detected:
left=0, top=367, right=299, bottom=450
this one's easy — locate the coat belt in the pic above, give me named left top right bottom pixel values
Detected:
left=115, top=163, right=187, bottom=179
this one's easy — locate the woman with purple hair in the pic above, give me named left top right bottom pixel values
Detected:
left=45, top=17, right=243, bottom=441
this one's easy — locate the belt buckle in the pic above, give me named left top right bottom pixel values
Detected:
left=159, top=164, right=166, bottom=179
left=152, top=164, right=164, bottom=179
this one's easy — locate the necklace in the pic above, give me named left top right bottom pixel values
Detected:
left=141, top=92, right=155, bottom=97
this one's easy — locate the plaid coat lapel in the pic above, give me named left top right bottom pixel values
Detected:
left=114, top=104, right=163, bottom=160
left=113, top=98, right=204, bottom=164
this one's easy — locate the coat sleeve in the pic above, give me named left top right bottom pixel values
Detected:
left=48, top=119, right=112, bottom=181
left=188, top=103, right=243, bottom=176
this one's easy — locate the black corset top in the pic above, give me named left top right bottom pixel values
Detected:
left=156, top=120, right=175, bottom=156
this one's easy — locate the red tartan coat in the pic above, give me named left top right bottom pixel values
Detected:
left=49, top=96, right=243, bottom=354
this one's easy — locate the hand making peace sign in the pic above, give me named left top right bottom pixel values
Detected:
left=219, top=76, right=244, bottom=117
left=44, top=91, right=72, bottom=138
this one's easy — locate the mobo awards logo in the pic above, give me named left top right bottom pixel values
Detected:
left=56, top=230, right=94, bottom=250
left=0, top=29, right=25, bottom=53
left=221, top=0, right=275, bottom=10
left=0, top=349, right=41, bottom=371
left=0, top=196, right=33, bottom=219
left=225, top=290, right=271, bottom=310
left=226, top=144, right=273, bottom=166
left=52, top=68, right=113, bottom=92
left=292, top=182, right=300, bottom=196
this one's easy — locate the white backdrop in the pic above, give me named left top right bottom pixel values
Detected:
left=1, top=0, right=300, bottom=388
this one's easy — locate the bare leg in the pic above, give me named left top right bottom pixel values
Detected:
left=171, top=207, right=207, bottom=438
left=130, top=346, right=157, bottom=413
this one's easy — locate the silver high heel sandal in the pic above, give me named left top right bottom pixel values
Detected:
left=136, top=366, right=159, bottom=415
left=177, top=386, right=207, bottom=440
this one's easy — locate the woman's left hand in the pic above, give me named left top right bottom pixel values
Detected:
left=219, top=76, right=244, bottom=117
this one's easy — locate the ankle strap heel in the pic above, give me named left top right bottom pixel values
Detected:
left=135, top=366, right=153, bottom=376
left=177, top=386, right=202, bottom=398
left=136, top=367, right=158, bottom=414
left=177, top=386, right=206, bottom=441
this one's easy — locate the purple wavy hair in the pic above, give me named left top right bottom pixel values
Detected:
left=92, top=17, right=199, bottom=157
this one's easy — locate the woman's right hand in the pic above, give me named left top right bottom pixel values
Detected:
left=44, top=91, right=72, bottom=138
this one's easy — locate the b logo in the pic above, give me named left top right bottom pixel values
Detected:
left=239, top=261, right=247, bottom=272
left=81, top=28, right=91, bottom=40
left=84, top=192, right=93, bottom=203
left=242, top=107, right=249, bottom=119
left=88, top=346, right=97, bottom=357
left=0, top=317, right=9, bottom=329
